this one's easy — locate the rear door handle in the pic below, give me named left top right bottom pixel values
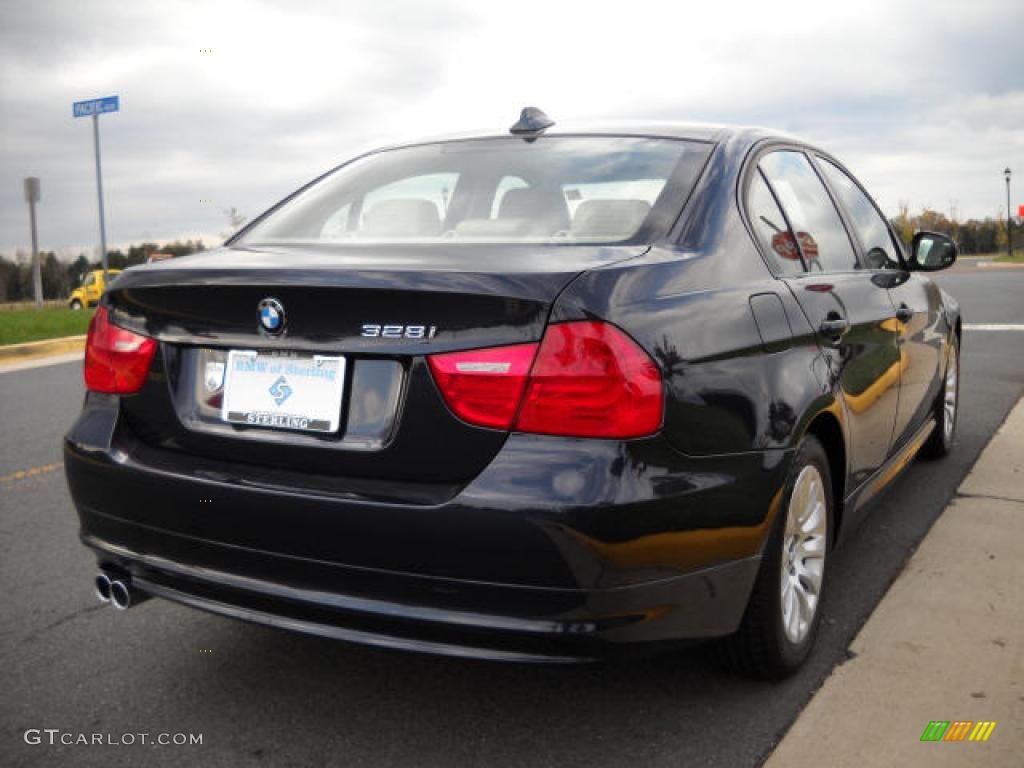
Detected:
left=818, top=316, right=850, bottom=339
left=895, top=304, right=914, bottom=323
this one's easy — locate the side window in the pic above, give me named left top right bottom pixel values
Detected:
left=747, top=170, right=806, bottom=275
left=83, top=273, right=96, bottom=287
left=818, top=158, right=900, bottom=269
left=759, top=151, right=859, bottom=273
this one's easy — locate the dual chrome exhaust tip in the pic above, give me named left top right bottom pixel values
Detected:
left=95, top=569, right=150, bottom=610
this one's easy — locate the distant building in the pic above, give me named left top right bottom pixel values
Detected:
left=146, top=252, right=174, bottom=263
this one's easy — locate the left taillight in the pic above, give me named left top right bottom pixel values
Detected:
left=84, top=306, right=157, bottom=394
left=426, top=342, right=539, bottom=430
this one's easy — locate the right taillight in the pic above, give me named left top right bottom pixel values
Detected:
left=428, top=320, right=663, bottom=439
left=84, top=306, right=157, bottom=394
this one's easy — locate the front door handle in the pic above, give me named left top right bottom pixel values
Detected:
left=818, top=315, right=850, bottom=340
left=895, top=304, right=914, bottom=323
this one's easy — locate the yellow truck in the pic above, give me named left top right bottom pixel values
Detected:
left=68, top=269, right=121, bottom=310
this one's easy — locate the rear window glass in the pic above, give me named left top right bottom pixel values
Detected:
left=239, top=137, right=710, bottom=246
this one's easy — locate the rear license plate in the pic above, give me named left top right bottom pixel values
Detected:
left=221, top=350, right=346, bottom=433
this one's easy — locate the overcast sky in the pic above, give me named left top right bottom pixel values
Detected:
left=1, top=0, right=1022, bottom=257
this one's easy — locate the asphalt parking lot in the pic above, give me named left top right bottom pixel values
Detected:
left=1, top=269, right=1022, bottom=768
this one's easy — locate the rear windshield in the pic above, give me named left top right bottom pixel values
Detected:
left=238, top=136, right=711, bottom=246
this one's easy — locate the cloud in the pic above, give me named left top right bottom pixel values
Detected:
left=1, top=0, right=1021, bottom=254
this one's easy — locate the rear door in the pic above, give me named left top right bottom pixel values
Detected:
left=815, top=157, right=943, bottom=451
left=756, top=149, right=900, bottom=490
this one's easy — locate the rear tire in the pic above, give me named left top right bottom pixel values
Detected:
left=920, top=335, right=958, bottom=459
left=70, top=299, right=82, bottom=311
left=718, top=434, right=832, bottom=679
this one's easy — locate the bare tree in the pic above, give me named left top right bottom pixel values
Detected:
left=221, top=207, right=248, bottom=240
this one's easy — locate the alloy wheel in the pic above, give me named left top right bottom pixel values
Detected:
left=943, top=351, right=958, bottom=442
left=780, top=465, right=828, bottom=644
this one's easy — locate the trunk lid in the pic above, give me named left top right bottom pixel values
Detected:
left=109, top=243, right=646, bottom=489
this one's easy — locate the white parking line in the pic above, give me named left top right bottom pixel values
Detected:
left=962, top=324, right=1024, bottom=332
left=0, top=351, right=83, bottom=374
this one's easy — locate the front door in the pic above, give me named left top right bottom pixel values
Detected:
left=880, top=273, right=942, bottom=448
left=815, top=157, right=942, bottom=452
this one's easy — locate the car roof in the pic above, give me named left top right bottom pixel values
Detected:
left=372, top=121, right=800, bottom=154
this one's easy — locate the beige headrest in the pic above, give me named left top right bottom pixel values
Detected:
left=362, top=198, right=441, bottom=236
left=571, top=199, right=651, bottom=239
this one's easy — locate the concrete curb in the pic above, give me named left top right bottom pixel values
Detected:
left=765, top=398, right=1024, bottom=766
left=0, top=335, right=86, bottom=364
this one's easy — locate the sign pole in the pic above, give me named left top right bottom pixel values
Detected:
left=92, top=113, right=109, bottom=283
left=24, top=177, right=42, bottom=309
left=74, top=95, right=118, bottom=285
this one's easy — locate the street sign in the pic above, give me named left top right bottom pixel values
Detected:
left=24, top=177, right=40, bottom=203
left=73, top=95, right=119, bottom=118
left=1018, top=205, right=1024, bottom=219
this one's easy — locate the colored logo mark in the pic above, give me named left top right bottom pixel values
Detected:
left=261, top=305, right=280, bottom=330
left=257, top=297, right=286, bottom=335
left=920, top=720, right=996, bottom=742
left=269, top=376, right=293, bottom=406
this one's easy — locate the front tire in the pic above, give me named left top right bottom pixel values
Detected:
left=70, top=299, right=82, bottom=311
left=719, top=435, right=832, bottom=679
left=920, top=335, right=958, bottom=458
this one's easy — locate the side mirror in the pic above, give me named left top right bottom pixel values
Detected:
left=909, top=231, right=957, bottom=271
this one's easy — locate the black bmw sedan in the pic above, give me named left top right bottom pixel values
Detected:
left=65, top=110, right=961, bottom=677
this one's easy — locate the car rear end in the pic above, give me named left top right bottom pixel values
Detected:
left=64, top=132, right=765, bottom=660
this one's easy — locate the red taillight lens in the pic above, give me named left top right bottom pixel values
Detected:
left=427, top=321, right=663, bottom=438
left=427, top=342, right=539, bottom=429
left=516, top=321, right=663, bottom=438
left=84, top=306, right=158, bottom=394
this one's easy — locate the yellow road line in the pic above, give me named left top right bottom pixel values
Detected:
left=0, top=462, right=62, bottom=484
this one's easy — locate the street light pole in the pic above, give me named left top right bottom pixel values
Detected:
left=24, top=177, right=42, bottom=309
left=1005, top=168, right=1013, bottom=259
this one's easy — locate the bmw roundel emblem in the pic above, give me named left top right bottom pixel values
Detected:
left=258, top=297, right=286, bottom=336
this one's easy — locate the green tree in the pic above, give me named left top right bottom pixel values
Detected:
left=105, top=249, right=128, bottom=270
left=0, top=256, right=17, bottom=301
left=127, top=242, right=160, bottom=265
left=67, top=254, right=90, bottom=287
left=41, top=252, right=69, bottom=298
left=162, top=239, right=206, bottom=257
left=995, top=220, right=1008, bottom=250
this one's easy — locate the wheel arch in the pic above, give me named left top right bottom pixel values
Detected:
left=802, top=409, right=846, bottom=545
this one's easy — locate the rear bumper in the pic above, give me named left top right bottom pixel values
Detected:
left=65, top=393, right=791, bottom=661
left=81, top=530, right=760, bottom=662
